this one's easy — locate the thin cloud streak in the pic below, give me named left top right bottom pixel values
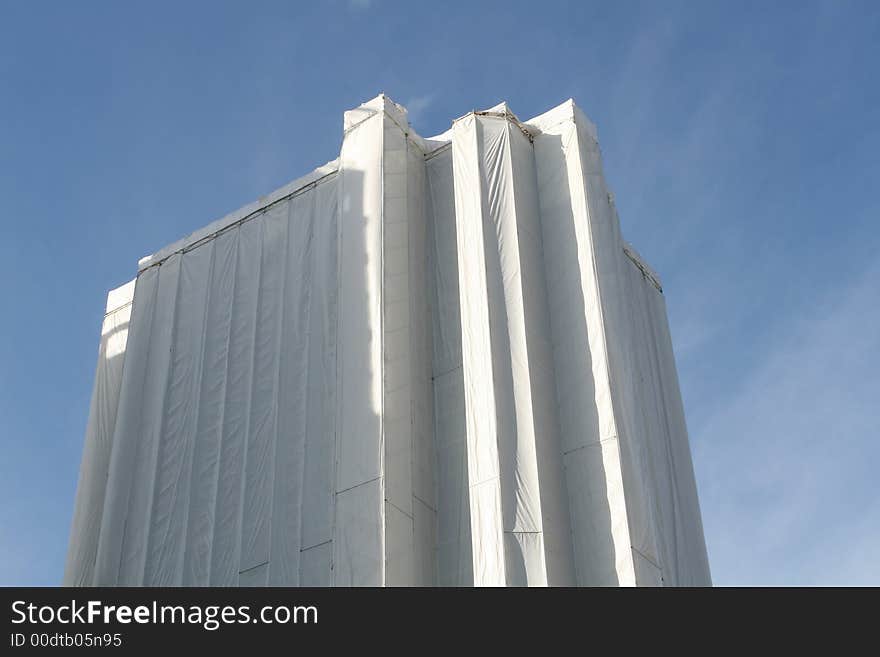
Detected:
left=403, top=93, right=435, bottom=129
left=692, top=256, right=880, bottom=585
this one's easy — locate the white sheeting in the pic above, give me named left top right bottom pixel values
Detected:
left=63, top=280, right=134, bottom=587
left=426, top=146, right=473, bottom=586
left=67, top=95, right=710, bottom=587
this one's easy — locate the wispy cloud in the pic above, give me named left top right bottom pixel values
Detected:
left=692, top=256, right=880, bottom=585
left=403, top=93, right=435, bottom=128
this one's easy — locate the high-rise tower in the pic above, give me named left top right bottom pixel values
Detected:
left=65, top=95, right=711, bottom=587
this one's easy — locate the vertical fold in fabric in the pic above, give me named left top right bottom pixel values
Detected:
left=182, top=229, right=239, bottom=585
left=426, top=148, right=472, bottom=586
left=299, top=177, right=339, bottom=584
left=407, top=138, right=436, bottom=586
left=453, top=112, right=576, bottom=586
left=620, top=252, right=711, bottom=585
left=239, top=201, right=290, bottom=582
left=266, top=194, right=310, bottom=586
left=210, top=220, right=261, bottom=585
left=144, top=242, right=214, bottom=585
left=382, top=102, right=435, bottom=585
left=530, top=102, right=635, bottom=585
left=506, top=117, right=576, bottom=586
left=64, top=280, right=134, bottom=586
left=93, top=267, right=158, bottom=584
left=451, top=114, right=505, bottom=586
left=382, top=111, right=415, bottom=585
left=115, top=255, right=181, bottom=585
left=571, top=117, right=662, bottom=585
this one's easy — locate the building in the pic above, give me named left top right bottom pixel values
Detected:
left=64, top=94, right=711, bottom=587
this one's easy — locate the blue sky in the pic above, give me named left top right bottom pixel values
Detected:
left=1, top=0, right=877, bottom=586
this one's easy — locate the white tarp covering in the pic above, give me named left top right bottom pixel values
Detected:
left=65, top=95, right=711, bottom=586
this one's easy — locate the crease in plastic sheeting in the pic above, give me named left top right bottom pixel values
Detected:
left=649, top=287, right=710, bottom=584
left=433, top=373, right=472, bottom=586
left=621, top=257, right=710, bottom=586
left=426, top=150, right=462, bottom=375
left=426, top=146, right=473, bottom=586
left=645, top=250, right=712, bottom=586
left=504, top=531, right=547, bottom=586
left=571, top=141, right=619, bottom=443
left=382, top=115, right=415, bottom=524
left=64, top=281, right=134, bottom=586
left=144, top=241, right=214, bottom=585
left=300, top=178, right=339, bottom=575
left=650, top=299, right=684, bottom=584
left=506, top=114, right=577, bottom=585
left=92, top=259, right=167, bottom=585
left=93, top=266, right=158, bottom=584
left=532, top=112, right=635, bottom=585
left=632, top=261, right=677, bottom=583
left=617, top=262, right=660, bottom=568
left=564, top=113, right=659, bottom=584
left=408, top=139, right=438, bottom=584
left=117, top=255, right=182, bottom=585
left=481, top=119, right=544, bottom=538
left=452, top=114, right=505, bottom=586
left=173, top=245, right=217, bottom=585
left=239, top=202, right=289, bottom=577
left=382, top=121, right=438, bottom=584
left=469, top=479, right=505, bottom=586
left=230, top=214, right=272, bottom=584
left=210, top=220, right=261, bottom=586
left=472, top=118, right=515, bottom=490
left=615, top=235, right=671, bottom=577
left=561, top=439, right=632, bottom=585
left=268, top=191, right=313, bottom=586
left=183, top=228, right=239, bottom=585
left=596, top=206, right=666, bottom=581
